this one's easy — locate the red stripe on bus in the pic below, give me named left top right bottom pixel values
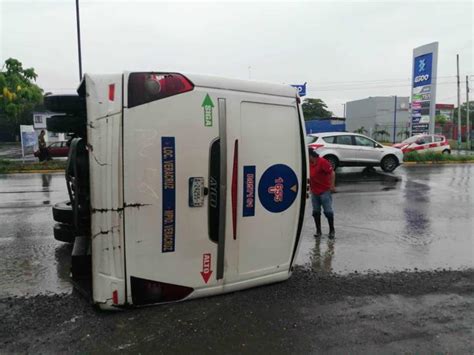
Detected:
left=231, top=140, right=238, bottom=240
left=429, top=143, right=437, bottom=148
left=414, top=146, right=424, bottom=151
left=112, top=290, right=118, bottom=304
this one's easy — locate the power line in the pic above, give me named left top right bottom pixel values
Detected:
left=307, top=75, right=458, bottom=86
left=309, top=81, right=458, bottom=92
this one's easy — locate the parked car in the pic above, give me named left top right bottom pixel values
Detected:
left=392, top=134, right=450, bottom=154
left=34, top=141, right=69, bottom=160
left=307, top=132, right=404, bottom=172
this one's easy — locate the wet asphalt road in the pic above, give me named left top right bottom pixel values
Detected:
left=0, top=165, right=473, bottom=353
left=0, top=173, right=71, bottom=297
left=297, top=164, right=474, bottom=274
left=0, top=165, right=472, bottom=297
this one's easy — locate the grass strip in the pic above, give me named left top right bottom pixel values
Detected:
left=0, top=159, right=67, bottom=174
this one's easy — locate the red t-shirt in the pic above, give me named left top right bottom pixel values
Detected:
left=310, top=157, right=333, bottom=195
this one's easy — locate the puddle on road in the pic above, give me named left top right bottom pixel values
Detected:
left=0, top=239, right=73, bottom=298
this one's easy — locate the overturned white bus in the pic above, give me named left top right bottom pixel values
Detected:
left=47, top=72, right=307, bottom=310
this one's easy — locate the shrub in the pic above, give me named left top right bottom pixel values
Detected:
left=404, top=151, right=472, bottom=163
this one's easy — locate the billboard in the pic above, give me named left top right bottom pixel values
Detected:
left=20, top=125, right=37, bottom=159
left=411, top=42, right=438, bottom=136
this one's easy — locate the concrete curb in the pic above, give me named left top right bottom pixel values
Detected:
left=403, top=161, right=474, bottom=166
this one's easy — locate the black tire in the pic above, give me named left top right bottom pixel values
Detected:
left=324, top=155, right=339, bottom=170
left=52, top=201, right=73, bottom=224
left=381, top=155, right=398, bottom=172
left=442, top=149, right=451, bottom=155
left=54, top=223, right=76, bottom=243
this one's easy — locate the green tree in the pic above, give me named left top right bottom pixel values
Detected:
left=435, top=114, right=448, bottom=126
left=301, top=98, right=333, bottom=121
left=0, top=58, right=43, bottom=140
left=453, top=101, right=474, bottom=126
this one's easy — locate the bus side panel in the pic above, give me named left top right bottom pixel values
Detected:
left=237, top=101, right=302, bottom=277
left=86, top=75, right=126, bottom=308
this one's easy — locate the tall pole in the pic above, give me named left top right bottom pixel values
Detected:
left=393, top=95, right=397, bottom=143
left=456, top=54, right=461, bottom=148
left=76, top=0, right=83, bottom=81
left=467, top=75, right=471, bottom=149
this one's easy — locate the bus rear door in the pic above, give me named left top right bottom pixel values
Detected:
left=123, top=72, right=223, bottom=305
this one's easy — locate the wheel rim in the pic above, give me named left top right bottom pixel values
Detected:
left=383, top=157, right=396, bottom=171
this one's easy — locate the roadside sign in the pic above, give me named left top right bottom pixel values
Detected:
left=411, top=43, right=438, bottom=136
left=291, top=82, right=307, bottom=97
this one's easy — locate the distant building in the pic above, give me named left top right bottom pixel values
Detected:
left=345, top=96, right=410, bottom=142
left=305, top=117, right=346, bottom=134
left=434, top=104, right=457, bottom=139
left=33, top=112, right=66, bottom=144
left=435, top=104, right=455, bottom=120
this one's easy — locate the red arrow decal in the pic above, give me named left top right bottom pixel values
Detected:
left=200, top=253, right=213, bottom=284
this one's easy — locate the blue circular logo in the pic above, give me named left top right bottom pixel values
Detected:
left=258, top=164, right=299, bottom=213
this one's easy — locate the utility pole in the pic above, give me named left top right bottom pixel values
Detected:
left=76, top=0, right=83, bottom=81
left=467, top=75, right=471, bottom=149
left=393, top=96, right=397, bottom=144
left=456, top=54, right=461, bottom=148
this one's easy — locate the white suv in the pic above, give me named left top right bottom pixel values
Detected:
left=306, top=132, right=404, bottom=172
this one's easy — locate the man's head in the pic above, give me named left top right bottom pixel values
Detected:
left=308, top=148, right=319, bottom=164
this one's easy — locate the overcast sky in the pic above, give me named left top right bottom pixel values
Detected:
left=1, top=0, right=473, bottom=116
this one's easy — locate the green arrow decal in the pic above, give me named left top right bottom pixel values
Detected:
left=202, top=94, right=214, bottom=127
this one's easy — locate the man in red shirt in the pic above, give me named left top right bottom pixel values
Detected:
left=309, top=148, right=336, bottom=238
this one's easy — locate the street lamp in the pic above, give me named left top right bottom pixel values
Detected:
left=393, top=96, right=397, bottom=144
left=76, top=0, right=83, bottom=81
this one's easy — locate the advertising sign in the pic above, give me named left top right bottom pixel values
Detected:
left=413, top=53, right=433, bottom=88
left=411, top=43, right=438, bottom=136
left=19, top=125, right=36, bottom=160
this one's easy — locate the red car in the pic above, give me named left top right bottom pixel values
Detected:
left=34, top=141, right=69, bottom=160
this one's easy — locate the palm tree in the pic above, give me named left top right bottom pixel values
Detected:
left=397, top=129, right=410, bottom=140
left=354, top=126, right=368, bottom=135
left=373, top=129, right=390, bottom=141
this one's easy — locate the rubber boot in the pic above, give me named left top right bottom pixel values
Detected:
left=313, top=213, right=322, bottom=238
left=327, top=216, right=335, bottom=239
